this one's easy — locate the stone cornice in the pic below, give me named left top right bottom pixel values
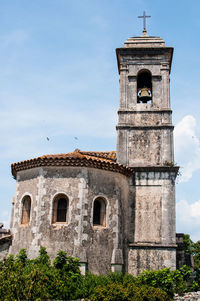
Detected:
left=118, top=109, right=172, bottom=114
left=129, top=242, right=177, bottom=249
left=116, top=47, right=173, bottom=73
left=132, top=165, right=179, bottom=174
left=116, top=124, right=174, bottom=130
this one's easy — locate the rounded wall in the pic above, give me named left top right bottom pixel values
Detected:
left=10, top=166, right=133, bottom=274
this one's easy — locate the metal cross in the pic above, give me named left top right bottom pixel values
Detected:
left=138, top=11, right=151, bottom=31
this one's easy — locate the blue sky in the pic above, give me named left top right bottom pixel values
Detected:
left=0, top=0, right=200, bottom=241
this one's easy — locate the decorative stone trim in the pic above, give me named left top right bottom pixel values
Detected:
left=132, top=166, right=179, bottom=174
left=129, top=243, right=177, bottom=249
left=116, top=124, right=174, bottom=130
left=118, top=108, right=172, bottom=113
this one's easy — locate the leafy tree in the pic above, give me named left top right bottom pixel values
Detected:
left=183, top=234, right=200, bottom=290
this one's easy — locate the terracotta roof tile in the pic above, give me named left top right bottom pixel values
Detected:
left=11, top=150, right=132, bottom=179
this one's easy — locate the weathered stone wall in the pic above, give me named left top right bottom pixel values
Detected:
left=117, top=126, right=173, bottom=167
left=126, top=170, right=176, bottom=274
left=118, top=110, right=172, bottom=126
left=10, top=166, right=134, bottom=275
left=134, top=171, right=176, bottom=245
left=128, top=247, right=176, bottom=276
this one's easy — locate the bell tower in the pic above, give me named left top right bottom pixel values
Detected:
left=116, top=24, right=179, bottom=274
left=116, top=33, right=174, bottom=167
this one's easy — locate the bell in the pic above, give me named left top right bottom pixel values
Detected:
left=138, top=87, right=151, bottom=100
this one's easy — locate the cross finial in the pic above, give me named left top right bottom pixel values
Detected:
left=138, top=11, right=151, bottom=35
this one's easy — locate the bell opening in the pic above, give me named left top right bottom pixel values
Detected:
left=137, top=70, right=152, bottom=103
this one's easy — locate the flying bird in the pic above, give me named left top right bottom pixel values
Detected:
left=46, top=137, right=50, bottom=141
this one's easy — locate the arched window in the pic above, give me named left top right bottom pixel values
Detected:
left=21, top=195, right=31, bottom=224
left=137, top=69, right=152, bottom=103
left=52, top=194, right=68, bottom=223
left=93, top=197, right=106, bottom=227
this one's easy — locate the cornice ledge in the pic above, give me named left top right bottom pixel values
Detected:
left=129, top=242, right=177, bottom=249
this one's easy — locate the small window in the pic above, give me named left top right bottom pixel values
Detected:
left=137, top=69, right=152, bottom=103
left=21, top=195, right=31, bottom=224
left=93, top=197, right=106, bottom=227
left=52, top=194, right=68, bottom=223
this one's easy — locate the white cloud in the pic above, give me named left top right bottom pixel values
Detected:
left=176, top=199, right=200, bottom=242
left=174, top=115, right=200, bottom=182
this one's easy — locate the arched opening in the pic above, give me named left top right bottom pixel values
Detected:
left=137, top=69, right=152, bottom=103
left=93, top=197, right=106, bottom=227
left=21, top=195, right=31, bottom=224
left=52, top=194, right=68, bottom=223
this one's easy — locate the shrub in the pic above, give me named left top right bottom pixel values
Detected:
left=90, top=283, right=170, bottom=301
left=128, top=284, right=171, bottom=301
left=134, top=266, right=193, bottom=297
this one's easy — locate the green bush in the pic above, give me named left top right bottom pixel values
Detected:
left=90, top=283, right=129, bottom=301
left=134, top=267, right=191, bottom=297
left=0, top=247, right=198, bottom=300
left=128, top=284, right=171, bottom=301
left=90, top=283, right=171, bottom=301
left=0, top=247, right=82, bottom=301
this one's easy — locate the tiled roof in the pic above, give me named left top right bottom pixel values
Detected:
left=11, top=150, right=132, bottom=179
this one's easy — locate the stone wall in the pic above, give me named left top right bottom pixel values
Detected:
left=10, top=166, right=134, bottom=274
left=128, top=246, right=176, bottom=276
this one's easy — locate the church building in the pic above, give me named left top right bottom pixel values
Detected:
left=4, top=21, right=179, bottom=275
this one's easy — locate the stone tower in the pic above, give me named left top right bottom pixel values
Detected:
left=116, top=32, right=179, bottom=274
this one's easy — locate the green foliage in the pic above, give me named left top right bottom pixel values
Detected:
left=183, top=234, right=195, bottom=254
left=54, top=249, right=81, bottom=276
left=134, top=266, right=193, bottom=297
left=16, top=248, right=28, bottom=267
left=128, top=284, right=171, bottom=301
left=36, top=246, right=50, bottom=266
left=164, top=161, right=175, bottom=167
left=193, top=240, right=200, bottom=270
left=0, top=247, right=82, bottom=300
left=0, top=246, right=199, bottom=300
left=90, top=283, right=170, bottom=301
left=183, top=234, right=200, bottom=290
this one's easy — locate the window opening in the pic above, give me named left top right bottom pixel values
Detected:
left=137, top=70, right=152, bottom=103
left=52, top=194, right=68, bottom=223
left=21, top=196, right=31, bottom=224
left=93, top=197, right=106, bottom=226
left=57, top=198, right=67, bottom=222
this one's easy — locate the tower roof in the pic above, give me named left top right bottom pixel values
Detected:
left=124, top=34, right=166, bottom=48
left=116, top=33, right=173, bottom=74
